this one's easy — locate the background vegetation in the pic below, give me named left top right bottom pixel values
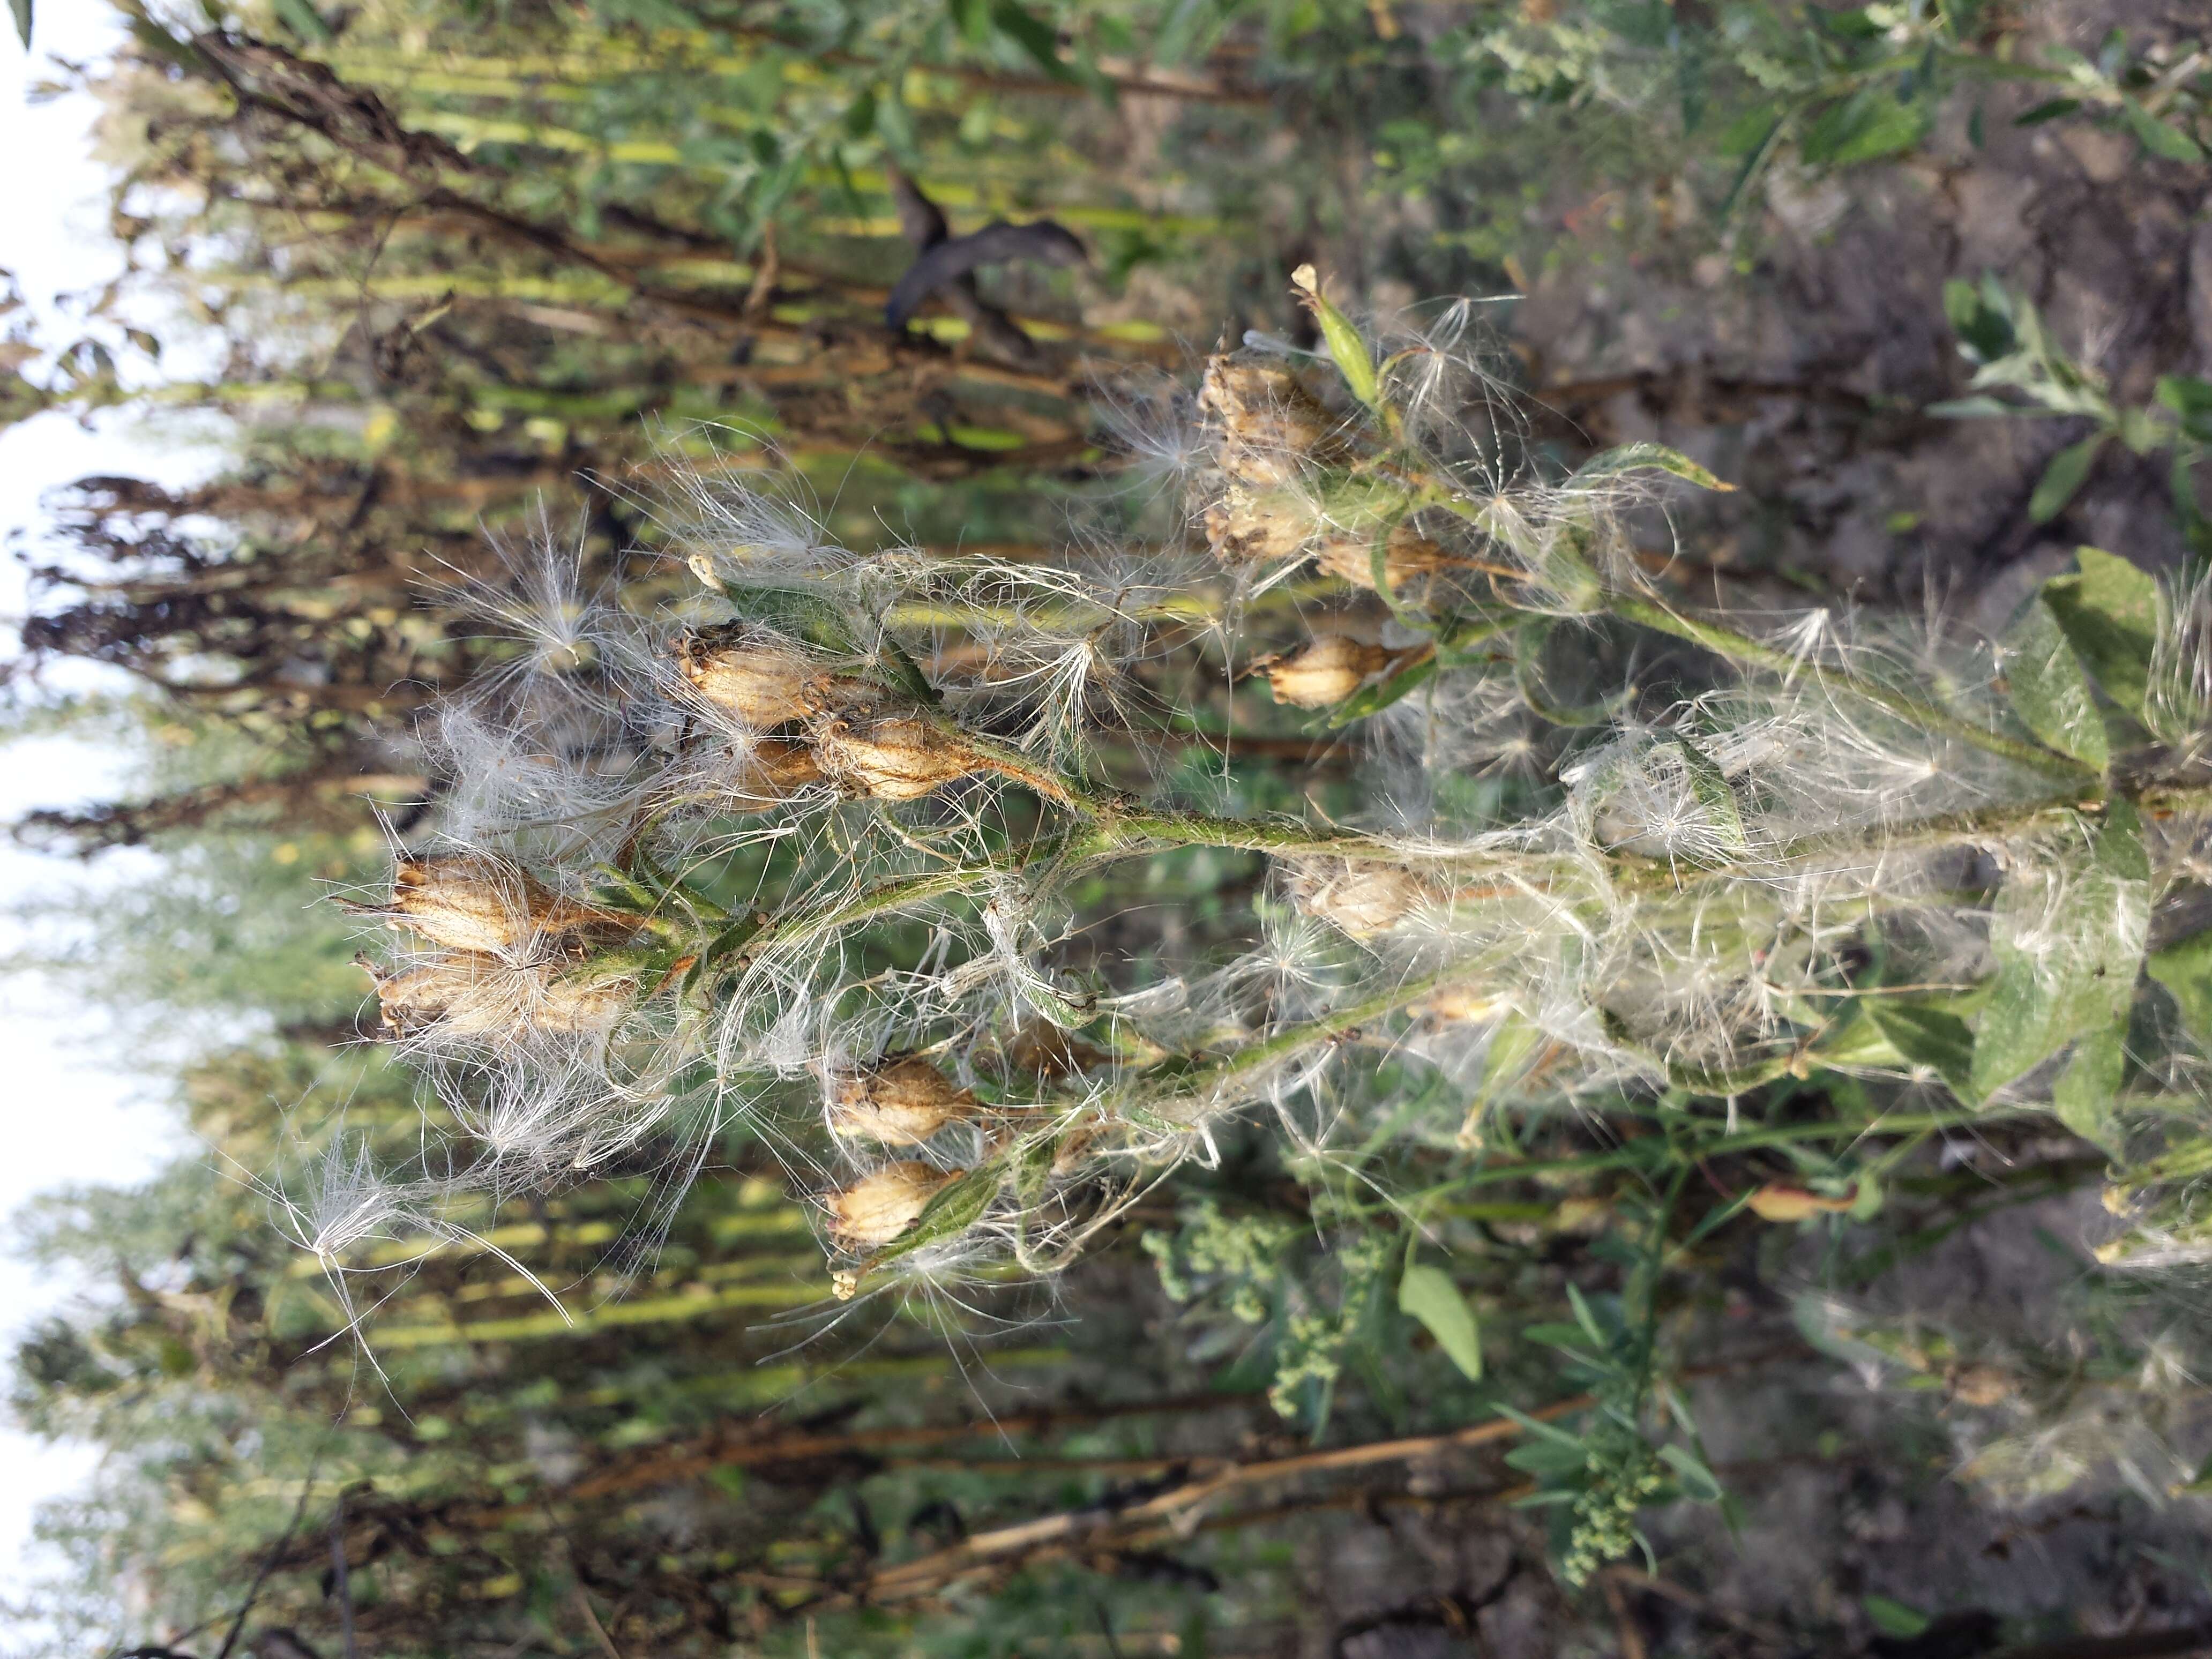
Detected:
left=9, top=0, right=2212, bottom=1655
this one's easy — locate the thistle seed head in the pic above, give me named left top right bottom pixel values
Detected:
left=1204, top=485, right=1317, bottom=568
left=725, top=736, right=825, bottom=809
left=1197, top=355, right=1341, bottom=485
left=382, top=854, right=626, bottom=958
left=1254, top=636, right=1398, bottom=709
left=360, top=951, right=526, bottom=1040
left=1311, top=521, right=1455, bottom=592
left=826, top=1162, right=955, bottom=1246
left=829, top=1055, right=980, bottom=1145
left=1286, top=857, right=1435, bottom=939
left=675, top=624, right=861, bottom=729
left=813, top=712, right=985, bottom=801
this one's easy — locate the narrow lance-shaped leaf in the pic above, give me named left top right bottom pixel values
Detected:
left=2029, top=434, right=2105, bottom=524
left=1567, top=442, right=1735, bottom=494
left=1399, top=1259, right=1482, bottom=1381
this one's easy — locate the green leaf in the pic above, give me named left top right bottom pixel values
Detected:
left=2148, top=929, right=2212, bottom=1050
left=2157, top=375, right=2212, bottom=443
left=989, top=0, right=1078, bottom=82
left=2041, top=547, right=2160, bottom=718
left=1398, top=1261, right=1482, bottom=1381
left=2029, top=434, right=2106, bottom=524
left=1800, top=89, right=1926, bottom=166
left=715, top=582, right=861, bottom=657
left=1969, top=801, right=2148, bottom=1100
left=1862, top=1596, right=1932, bottom=1640
left=946, top=0, right=991, bottom=44
left=2014, top=97, right=2082, bottom=128
left=1865, top=999, right=1977, bottom=1099
left=1717, top=102, right=1782, bottom=156
left=1926, top=394, right=2023, bottom=419
left=2121, top=97, right=2204, bottom=162
left=2053, top=1018, right=2127, bottom=1156
left=1657, top=1443, right=1724, bottom=1504
left=2001, top=595, right=2109, bottom=767
left=1504, top=1437, right=1593, bottom=1477
left=1289, top=265, right=1380, bottom=413
left=1672, top=736, right=1749, bottom=857
left=1568, top=442, right=1733, bottom=494
left=8, top=0, right=26, bottom=50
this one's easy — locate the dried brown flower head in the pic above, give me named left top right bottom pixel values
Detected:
left=382, top=855, right=629, bottom=958
left=1253, top=636, right=1397, bottom=709
left=826, top=1162, right=956, bottom=1247
left=813, top=711, right=985, bottom=800
left=1198, top=356, right=1343, bottom=486
left=675, top=624, right=864, bottom=729
left=1311, top=521, right=1457, bottom=591
left=725, top=736, right=825, bottom=809
left=830, top=1055, right=980, bottom=1145
left=1287, top=857, right=1436, bottom=939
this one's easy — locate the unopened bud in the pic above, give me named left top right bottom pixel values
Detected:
left=676, top=624, right=863, bottom=730
left=381, top=854, right=625, bottom=957
left=831, top=1056, right=979, bottom=1145
left=1287, top=858, right=1434, bottom=939
left=1254, top=636, right=1396, bottom=709
left=826, top=1162, right=955, bottom=1247
left=726, top=736, right=824, bottom=809
left=1198, top=356, right=1341, bottom=485
left=813, top=712, right=984, bottom=801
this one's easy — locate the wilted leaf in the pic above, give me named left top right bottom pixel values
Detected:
left=1399, top=1260, right=1482, bottom=1381
left=2001, top=595, right=2108, bottom=767
left=2041, top=547, right=2159, bottom=718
